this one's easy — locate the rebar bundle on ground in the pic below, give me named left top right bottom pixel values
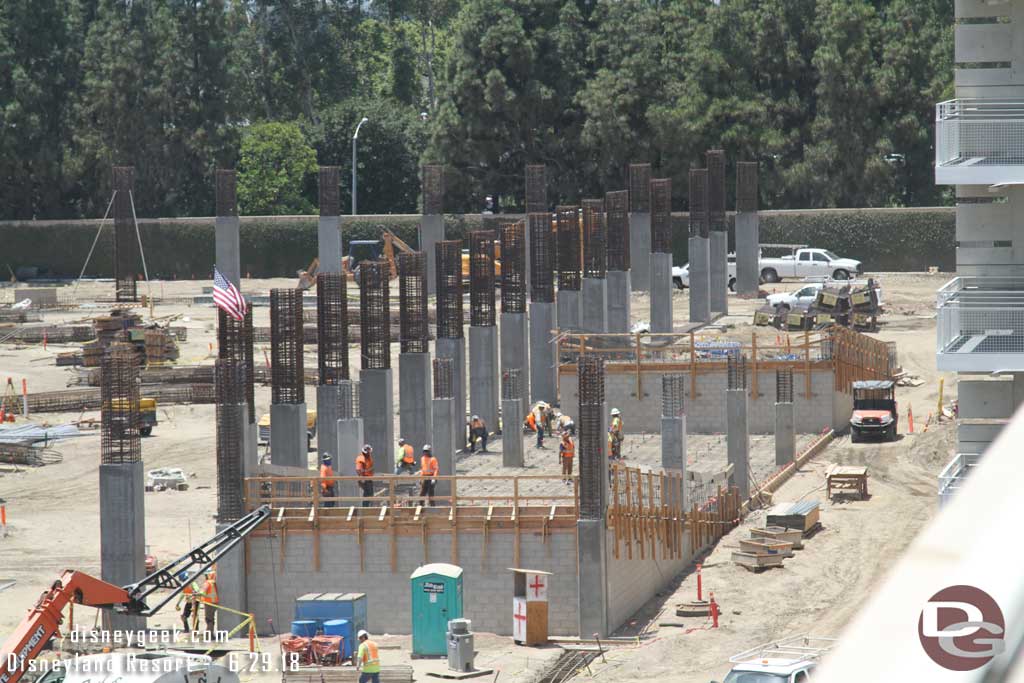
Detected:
left=270, top=288, right=305, bottom=403
left=436, top=240, right=464, bottom=338
left=469, top=230, right=496, bottom=326
left=605, top=190, right=630, bottom=271
left=359, top=261, right=391, bottom=369
left=557, top=206, right=581, bottom=291
left=529, top=213, right=555, bottom=303
left=100, top=344, right=141, bottom=464
left=316, top=272, right=349, bottom=382
left=651, top=179, right=673, bottom=253
left=500, top=221, right=527, bottom=314
left=398, top=252, right=428, bottom=353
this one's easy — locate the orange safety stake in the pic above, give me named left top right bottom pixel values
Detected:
left=248, top=622, right=256, bottom=652
left=696, top=563, right=703, bottom=601
left=908, top=404, right=915, bottom=434
left=710, top=592, right=719, bottom=629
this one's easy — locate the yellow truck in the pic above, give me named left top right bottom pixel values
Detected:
left=108, top=397, right=158, bottom=437
left=258, top=410, right=318, bottom=451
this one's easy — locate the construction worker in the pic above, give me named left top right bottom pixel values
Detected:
left=320, top=453, right=335, bottom=508
left=608, top=408, right=624, bottom=459
left=356, top=629, right=381, bottom=683
left=395, top=437, right=416, bottom=474
left=559, top=432, right=575, bottom=484
left=467, top=415, right=488, bottom=453
left=174, top=571, right=200, bottom=632
left=419, top=444, right=439, bottom=506
left=526, top=407, right=543, bottom=448
left=356, top=445, right=375, bottom=507
left=200, top=568, right=218, bottom=636
left=556, top=412, right=576, bottom=437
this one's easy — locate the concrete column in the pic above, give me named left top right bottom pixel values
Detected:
left=420, top=214, right=444, bottom=296
left=242, top=411, right=259, bottom=477
left=650, top=253, right=673, bottom=333
left=336, top=417, right=364, bottom=500
left=576, top=519, right=609, bottom=637
left=775, top=402, right=795, bottom=467
left=469, top=326, right=500, bottom=433
left=500, top=312, right=530, bottom=416
left=99, top=461, right=146, bottom=631
left=628, top=213, right=651, bottom=291
left=316, top=385, right=342, bottom=463
left=399, top=352, right=433, bottom=452
left=215, top=521, right=246, bottom=632
left=735, top=212, right=760, bottom=297
left=661, top=415, right=686, bottom=473
left=581, top=278, right=608, bottom=333
left=436, top=337, right=466, bottom=426
left=318, top=215, right=342, bottom=273
left=360, top=368, right=394, bottom=466
left=606, top=270, right=632, bottom=333
left=215, top=216, right=241, bottom=286
left=270, top=403, right=308, bottom=469
left=710, top=231, right=729, bottom=314
left=529, top=302, right=557, bottom=405
left=727, top=389, right=750, bottom=500
left=557, top=290, right=581, bottom=332
left=688, top=237, right=711, bottom=323
left=502, top=399, right=524, bottom=467
left=432, top=396, right=457, bottom=499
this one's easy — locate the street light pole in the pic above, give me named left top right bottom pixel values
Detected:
left=351, top=116, right=369, bottom=215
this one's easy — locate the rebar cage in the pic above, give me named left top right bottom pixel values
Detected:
left=500, top=221, right=527, bottom=314
left=359, top=261, right=391, bottom=369
left=529, top=213, right=555, bottom=303
left=319, top=166, right=340, bottom=217
left=662, top=374, right=685, bottom=417
left=270, top=288, right=305, bottom=403
left=112, top=165, right=138, bottom=302
left=628, top=163, right=652, bottom=213
left=651, top=178, right=673, bottom=253
left=317, top=271, right=349, bottom=382
left=216, top=169, right=237, bottom=217
left=423, top=164, right=445, bottom=215
left=707, top=149, right=727, bottom=231
left=215, top=358, right=246, bottom=522
left=502, top=367, right=522, bottom=401
left=218, top=307, right=255, bottom=422
left=433, top=357, right=454, bottom=399
left=736, top=161, right=759, bottom=213
left=436, top=240, right=464, bottom=338
left=605, top=190, right=630, bottom=271
left=525, top=164, right=547, bottom=214
left=776, top=368, right=794, bottom=403
left=470, top=230, right=497, bottom=326
left=100, top=343, right=141, bottom=464
left=398, top=251, right=429, bottom=353
left=582, top=199, right=607, bottom=278
left=727, top=353, right=748, bottom=391
left=557, top=206, right=582, bottom=291
left=689, top=169, right=710, bottom=238
left=577, top=355, right=606, bottom=520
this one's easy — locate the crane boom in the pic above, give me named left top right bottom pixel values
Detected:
left=0, top=505, right=271, bottom=683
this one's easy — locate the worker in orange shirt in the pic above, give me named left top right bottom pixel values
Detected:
left=395, top=437, right=416, bottom=474
left=559, top=432, right=575, bottom=484
left=174, top=571, right=201, bottom=632
left=320, top=453, right=336, bottom=507
left=200, top=568, right=219, bottom=636
left=418, top=444, right=439, bottom=506
left=356, top=445, right=375, bottom=507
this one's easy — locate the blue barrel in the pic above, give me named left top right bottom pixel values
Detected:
left=323, top=619, right=352, bottom=657
left=291, top=620, right=318, bottom=637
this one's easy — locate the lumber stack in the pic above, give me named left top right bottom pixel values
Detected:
left=765, top=500, right=820, bottom=532
left=733, top=500, right=821, bottom=573
left=284, top=666, right=413, bottom=683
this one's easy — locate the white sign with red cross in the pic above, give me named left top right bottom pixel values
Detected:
left=526, top=572, right=548, bottom=602
left=512, top=596, right=528, bottom=642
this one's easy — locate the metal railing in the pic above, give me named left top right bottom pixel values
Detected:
left=938, top=453, right=981, bottom=509
left=936, top=278, right=1024, bottom=368
left=936, top=99, right=1024, bottom=169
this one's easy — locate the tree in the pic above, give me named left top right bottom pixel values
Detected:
left=237, top=121, right=318, bottom=214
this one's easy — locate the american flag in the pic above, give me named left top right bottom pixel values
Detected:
left=213, top=267, right=247, bottom=321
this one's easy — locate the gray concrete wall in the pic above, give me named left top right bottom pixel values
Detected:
left=399, top=352, right=433, bottom=453
left=559, top=368, right=838, bottom=434
left=688, top=237, right=711, bottom=323
left=529, top=302, right=557, bottom=404
left=606, top=270, right=632, bottom=333
left=735, top=212, right=760, bottom=296
left=215, top=216, right=241, bottom=286
left=469, top=326, right=500, bottom=431
left=318, top=216, right=342, bottom=273
left=270, top=403, right=308, bottom=469
left=709, top=231, right=728, bottom=314
left=628, top=213, right=651, bottom=291
left=650, top=253, right=673, bottom=333
left=557, top=290, right=581, bottom=332
left=605, top=528, right=693, bottom=634
left=245, top=528, right=579, bottom=636
left=360, top=369, right=395, bottom=465
left=100, top=462, right=146, bottom=631
left=420, top=214, right=444, bottom=296
left=581, top=278, right=608, bottom=334
left=500, top=312, right=529, bottom=416
left=436, top=337, right=467, bottom=427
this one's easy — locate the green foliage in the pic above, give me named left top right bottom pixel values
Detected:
left=237, top=122, right=318, bottom=215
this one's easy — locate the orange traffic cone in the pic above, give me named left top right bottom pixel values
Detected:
left=908, top=404, right=915, bottom=434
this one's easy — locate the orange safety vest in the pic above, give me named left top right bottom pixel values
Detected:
left=401, top=444, right=415, bottom=464
left=320, top=463, right=334, bottom=492
left=360, top=640, right=380, bottom=669
left=560, top=438, right=575, bottom=458
left=421, top=455, right=439, bottom=477
left=356, top=453, right=374, bottom=477
left=526, top=413, right=537, bottom=430
left=201, top=579, right=219, bottom=605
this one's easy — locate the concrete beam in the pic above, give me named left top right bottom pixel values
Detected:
left=606, top=270, right=632, bottom=333
left=432, top=397, right=457, bottom=498
left=318, top=215, right=342, bottom=273
left=502, top=399, right=525, bottom=467
left=500, top=312, right=530, bottom=416
left=628, top=213, right=651, bottom=291
left=710, top=231, right=728, bottom=314
left=557, top=290, right=581, bottom=333
left=399, top=352, right=433, bottom=452
left=688, top=237, right=711, bottom=323
left=775, top=402, right=795, bottom=466
left=215, top=216, right=241, bottom=287
left=100, top=462, right=146, bottom=631
left=576, top=519, right=609, bottom=638
left=529, top=302, right=557, bottom=405
left=735, top=212, right=759, bottom=296
left=270, top=403, right=308, bottom=469
left=650, top=253, right=673, bottom=333
left=726, top=389, right=750, bottom=499
left=420, top=214, right=444, bottom=296
left=435, top=337, right=466, bottom=427
left=360, top=368, right=395, bottom=466
left=469, top=326, right=500, bottom=432
left=581, top=278, right=608, bottom=334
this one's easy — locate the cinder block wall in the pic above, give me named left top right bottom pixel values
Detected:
left=605, top=530, right=695, bottom=631
left=246, top=529, right=579, bottom=636
left=559, top=368, right=838, bottom=434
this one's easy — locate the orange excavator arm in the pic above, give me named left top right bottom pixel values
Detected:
left=0, top=571, right=129, bottom=683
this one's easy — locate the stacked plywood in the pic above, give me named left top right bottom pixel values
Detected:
left=733, top=501, right=821, bottom=572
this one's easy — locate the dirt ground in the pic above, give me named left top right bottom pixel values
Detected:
left=0, top=272, right=956, bottom=682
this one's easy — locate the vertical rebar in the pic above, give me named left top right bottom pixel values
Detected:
left=436, top=240, right=464, bottom=338
left=433, top=357, right=454, bottom=399
left=502, top=368, right=522, bottom=401
left=359, top=261, right=391, bottom=369
left=423, top=164, right=445, bottom=215
left=689, top=169, right=709, bottom=238
left=582, top=199, right=607, bottom=279
left=270, top=288, right=305, bottom=403
left=651, top=178, right=673, bottom=253
left=316, top=271, right=349, bottom=382
left=398, top=251, right=428, bottom=353
left=112, top=166, right=138, bottom=302
left=216, top=169, right=237, bottom=217
left=525, top=164, right=547, bottom=213
left=662, top=374, right=685, bottom=417
left=215, top=358, right=245, bottom=522
left=736, top=161, right=759, bottom=212
left=500, top=221, right=527, bottom=314
left=776, top=368, right=794, bottom=404
left=319, top=166, right=340, bottom=216
left=556, top=206, right=581, bottom=291
left=628, top=163, right=651, bottom=213
left=727, top=354, right=748, bottom=391
left=218, top=308, right=253, bottom=422
left=707, top=150, right=726, bottom=232
left=100, top=343, right=141, bottom=464
left=577, top=355, right=605, bottom=520
left=605, top=190, right=630, bottom=271
left=469, top=230, right=496, bottom=326
left=529, top=213, right=555, bottom=303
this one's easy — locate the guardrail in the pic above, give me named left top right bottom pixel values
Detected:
left=938, top=453, right=981, bottom=508
left=936, top=277, right=1024, bottom=371
left=936, top=99, right=1024, bottom=184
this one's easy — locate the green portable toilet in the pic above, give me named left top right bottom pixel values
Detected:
left=410, top=563, right=464, bottom=656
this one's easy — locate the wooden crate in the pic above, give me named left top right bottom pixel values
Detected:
left=827, top=465, right=869, bottom=500
left=739, top=538, right=794, bottom=557
left=766, top=501, right=820, bottom=532
left=750, top=526, right=804, bottom=550
left=732, top=551, right=786, bottom=572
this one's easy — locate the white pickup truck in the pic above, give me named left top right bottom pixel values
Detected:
left=712, top=635, right=837, bottom=683
left=759, top=247, right=861, bottom=283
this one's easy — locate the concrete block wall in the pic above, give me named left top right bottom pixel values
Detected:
left=605, top=529, right=694, bottom=632
left=559, top=368, right=838, bottom=434
left=246, top=528, right=578, bottom=636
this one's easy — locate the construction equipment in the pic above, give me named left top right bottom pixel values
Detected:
left=0, top=505, right=271, bottom=683
left=850, top=380, right=898, bottom=443
left=258, top=410, right=317, bottom=450
left=298, top=257, right=320, bottom=290
left=460, top=241, right=502, bottom=282
left=344, top=231, right=416, bottom=281
left=108, top=398, right=158, bottom=437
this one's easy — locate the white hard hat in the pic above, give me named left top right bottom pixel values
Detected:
left=398, top=438, right=406, bottom=445
left=610, top=408, right=621, bottom=416
left=358, top=629, right=369, bottom=639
